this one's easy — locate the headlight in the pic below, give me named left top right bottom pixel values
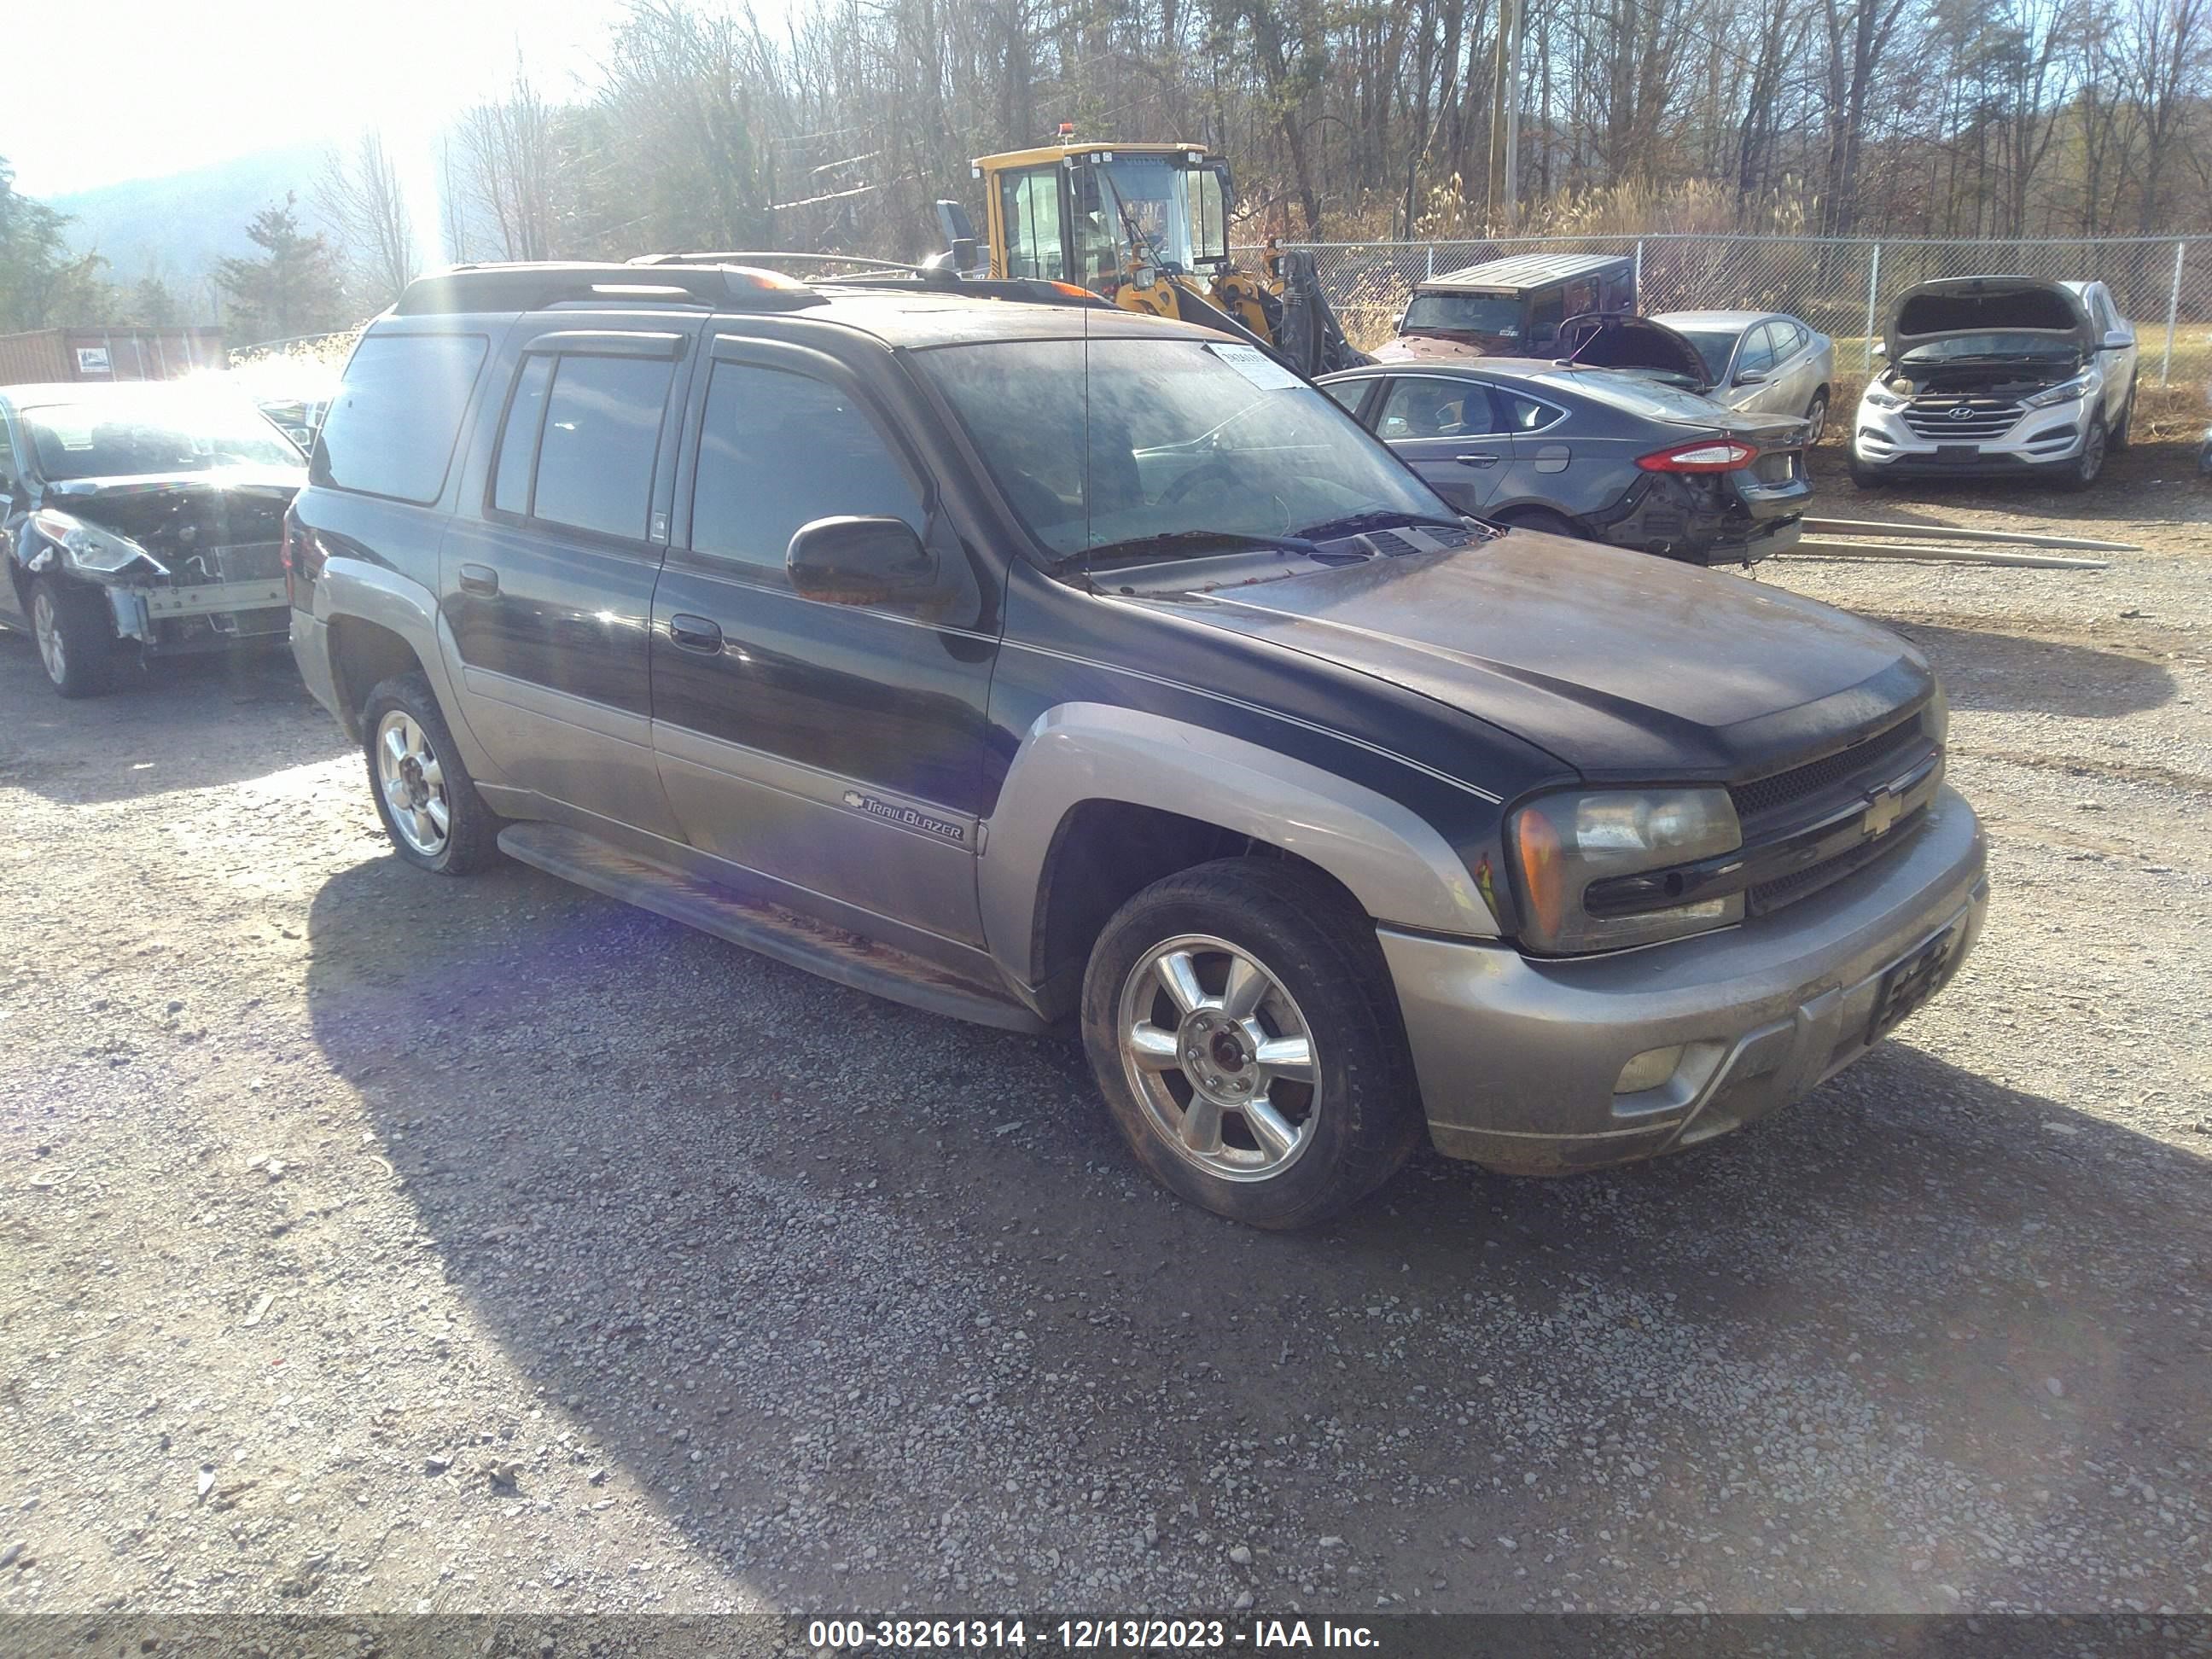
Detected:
left=2024, top=369, right=2100, bottom=409
left=1862, top=383, right=1908, bottom=410
left=1508, top=789, right=1744, bottom=954
left=29, top=509, right=161, bottom=576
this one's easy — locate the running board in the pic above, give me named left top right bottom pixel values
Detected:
left=496, top=822, right=1049, bottom=1034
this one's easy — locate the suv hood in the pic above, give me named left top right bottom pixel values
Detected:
left=1160, top=530, right=1930, bottom=781
left=1885, top=276, right=2094, bottom=360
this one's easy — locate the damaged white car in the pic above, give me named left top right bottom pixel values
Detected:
left=0, top=382, right=306, bottom=697
left=1848, top=276, right=2138, bottom=492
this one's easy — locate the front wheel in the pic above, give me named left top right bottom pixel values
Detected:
left=2110, top=382, right=2138, bottom=451
left=1080, top=859, right=1423, bottom=1229
left=2060, top=415, right=2108, bottom=493
left=31, top=575, right=116, bottom=699
left=361, top=672, right=502, bottom=875
left=1802, top=390, right=1830, bottom=450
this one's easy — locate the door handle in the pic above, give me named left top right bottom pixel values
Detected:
left=667, top=614, right=724, bottom=653
left=457, top=563, right=499, bottom=596
left=1455, top=452, right=1501, bottom=468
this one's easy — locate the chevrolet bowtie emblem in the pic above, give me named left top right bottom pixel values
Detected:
left=1864, top=789, right=1903, bottom=835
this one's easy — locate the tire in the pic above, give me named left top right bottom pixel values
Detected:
left=1080, top=858, right=1424, bottom=1229
left=2060, top=414, right=2108, bottom=493
left=1497, top=507, right=1586, bottom=540
left=31, top=575, right=116, bottom=699
left=2110, top=382, right=2138, bottom=451
left=360, top=672, right=502, bottom=875
left=1802, top=390, right=1830, bottom=450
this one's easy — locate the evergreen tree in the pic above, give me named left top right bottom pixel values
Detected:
left=214, top=195, right=345, bottom=342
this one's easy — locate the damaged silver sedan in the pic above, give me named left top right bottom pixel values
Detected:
left=0, top=382, right=305, bottom=697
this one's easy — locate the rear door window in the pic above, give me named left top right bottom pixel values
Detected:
left=689, top=363, right=927, bottom=575
left=315, top=332, right=488, bottom=504
left=508, top=353, right=675, bottom=540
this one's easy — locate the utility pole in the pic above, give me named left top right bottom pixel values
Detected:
left=1487, top=0, right=1522, bottom=231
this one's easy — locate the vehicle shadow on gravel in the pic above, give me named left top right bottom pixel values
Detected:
left=1829, top=439, right=2208, bottom=527
left=0, top=636, right=341, bottom=804
left=302, top=851, right=2212, bottom=1608
left=1865, top=617, right=2177, bottom=718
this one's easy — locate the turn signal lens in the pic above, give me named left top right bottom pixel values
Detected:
left=1513, top=804, right=1567, bottom=944
left=1636, top=440, right=1757, bottom=473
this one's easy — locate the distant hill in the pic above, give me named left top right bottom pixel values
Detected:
left=48, top=147, right=337, bottom=297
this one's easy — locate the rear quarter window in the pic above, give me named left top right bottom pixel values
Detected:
left=314, top=332, right=488, bottom=504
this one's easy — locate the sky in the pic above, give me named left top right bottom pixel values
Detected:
left=4, top=0, right=638, bottom=198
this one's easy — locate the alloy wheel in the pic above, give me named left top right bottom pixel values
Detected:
left=375, top=709, right=451, bottom=858
left=32, top=590, right=65, bottom=685
left=1115, top=933, right=1320, bottom=1183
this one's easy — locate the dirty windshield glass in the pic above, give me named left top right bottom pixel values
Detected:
left=1898, top=332, right=2079, bottom=364
left=23, top=392, right=302, bottom=480
left=917, top=336, right=1452, bottom=561
left=1401, top=293, right=1525, bottom=335
left=1676, top=329, right=1740, bottom=381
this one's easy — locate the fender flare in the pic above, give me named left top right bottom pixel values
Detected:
left=317, top=557, right=502, bottom=780
left=979, top=702, right=1499, bottom=987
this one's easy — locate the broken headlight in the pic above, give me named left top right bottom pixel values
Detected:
left=1508, top=789, right=1744, bottom=955
left=29, top=509, right=162, bottom=577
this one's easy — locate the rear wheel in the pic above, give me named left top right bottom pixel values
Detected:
left=31, top=575, right=116, bottom=699
left=362, top=672, right=501, bottom=875
left=1080, top=859, right=1423, bottom=1229
left=2060, top=415, right=2108, bottom=493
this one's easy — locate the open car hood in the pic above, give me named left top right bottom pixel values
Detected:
left=1557, top=314, right=1714, bottom=391
left=1885, top=276, right=2095, bottom=360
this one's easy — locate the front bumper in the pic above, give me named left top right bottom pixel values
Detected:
left=104, top=578, right=292, bottom=655
left=1852, top=402, right=2087, bottom=475
left=1381, top=787, right=1988, bottom=1174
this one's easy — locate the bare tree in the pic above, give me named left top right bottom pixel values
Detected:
left=317, top=131, right=418, bottom=307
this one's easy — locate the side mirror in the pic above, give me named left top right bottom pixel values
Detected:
left=1735, top=369, right=1768, bottom=386
left=1393, top=311, right=1406, bottom=333
left=2101, top=329, right=2134, bottom=352
left=787, top=515, right=941, bottom=608
left=1871, top=341, right=1887, bottom=358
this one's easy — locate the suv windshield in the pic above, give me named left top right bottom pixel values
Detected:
left=1402, top=293, right=1525, bottom=336
left=1898, top=332, right=2080, bottom=364
left=22, top=392, right=301, bottom=480
left=917, top=336, right=1454, bottom=562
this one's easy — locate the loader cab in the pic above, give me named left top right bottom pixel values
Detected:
left=979, top=139, right=1232, bottom=291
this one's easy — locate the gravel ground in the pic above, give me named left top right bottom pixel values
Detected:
left=1, top=445, right=2208, bottom=1621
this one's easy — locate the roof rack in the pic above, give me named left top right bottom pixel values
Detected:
left=393, top=261, right=830, bottom=317
left=393, top=255, right=1115, bottom=318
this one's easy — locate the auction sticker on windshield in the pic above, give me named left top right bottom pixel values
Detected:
left=1207, top=341, right=1303, bottom=391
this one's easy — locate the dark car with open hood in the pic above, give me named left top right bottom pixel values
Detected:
left=1848, top=275, right=2138, bottom=490
left=287, top=258, right=1987, bottom=1228
left=0, top=381, right=306, bottom=697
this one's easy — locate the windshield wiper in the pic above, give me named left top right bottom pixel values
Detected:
left=1292, top=509, right=1466, bottom=541
left=1064, top=528, right=1324, bottom=570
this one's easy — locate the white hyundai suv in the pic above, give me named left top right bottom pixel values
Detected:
left=1848, top=276, right=2138, bottom=492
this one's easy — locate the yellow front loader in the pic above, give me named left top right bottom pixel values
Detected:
left=934, top=129, right=1366, bottom=379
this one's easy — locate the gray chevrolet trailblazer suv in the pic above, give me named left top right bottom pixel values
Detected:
left=286, top=259, right=1989, bottom=1229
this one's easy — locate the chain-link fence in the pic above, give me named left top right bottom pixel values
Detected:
left=1266, top=233, right=2212, bottom=385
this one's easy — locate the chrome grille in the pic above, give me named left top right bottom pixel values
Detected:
left=1901, top=397, right=2023, bottom=439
